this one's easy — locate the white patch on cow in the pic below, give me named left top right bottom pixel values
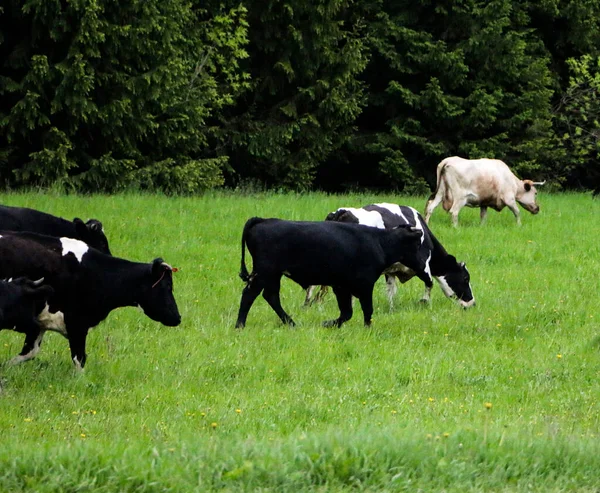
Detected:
left=60, top=237, right=88, bottom=262
left=38, top=304, right=67, bottom=336
left=340, top=208, right=385, bottom=229
left=409, top=207, right=425, bottom=244
left=374, top=202, right=404, bottom=218
left=375, top=203, right=425, bottom=244
left=423, top=251, right=432, bottom=283
left=8, top=331, right=45, bottom=365
left=436, top=275, right=456, bottom=299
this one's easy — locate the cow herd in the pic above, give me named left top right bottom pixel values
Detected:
left=0, top=156, right=543, bottom=370
left=0, top=204, right=180, bottom=369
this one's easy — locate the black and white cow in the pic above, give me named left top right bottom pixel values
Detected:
left=0, top=204, right=111, bottom=255
left=235, top=217, right=427, bottom=328
left=304, top=203, right=475, bottom=308
left=0, top=232, right=180, bottom=368
left=0, top=277, right=54, bottom=334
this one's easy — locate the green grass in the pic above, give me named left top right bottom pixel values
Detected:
left=0, top=191, right=599, bottom=491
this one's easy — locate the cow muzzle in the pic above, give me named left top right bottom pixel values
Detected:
left=459, top=298, right=476, bottom=309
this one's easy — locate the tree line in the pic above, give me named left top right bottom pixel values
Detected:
left=1, top=0, right=599, bottom=194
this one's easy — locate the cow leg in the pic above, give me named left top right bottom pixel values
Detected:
left=313, top=285, right=329, bottom=304
left=68, top=327, right=89, bottom=369
left=424, top=194, right=442, bottom=224
left=304, top=285, right=328, bottom=306
left=10, top=325, right=46, bottom=365
left=425, top=188, right=445, bottom=224
left=420, top=284, right=432, bottom=303
left=357, top=286, right=375, bottom=326
left=235, top=274, right=265, bottom=328
left=480, top=206, right=488, bottom=224
left=262, top=277, right=295, bottom=327
left=506, top=202, right=521, bottom=225
left=385, top=275, right=397, bottom=309
left=323, top=287, right=352, bottom=328
left=449, top=201, right=465, bottom=227
left=304, top=286, right=317, bottom=306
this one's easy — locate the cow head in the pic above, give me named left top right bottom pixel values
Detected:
left=0, top=278, right=54, bottom=328
left=436, top=256, right=475, bottom=308
left=73, top=218, right=112, bottom=255
left=137, top=258, right=181, bottom=327
left=516, top=180, right=542, bottom=214
left=325, top=209, right=359, bottom=223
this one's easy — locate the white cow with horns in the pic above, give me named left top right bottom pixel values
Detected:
left=424, top=156, right=545, bottom=226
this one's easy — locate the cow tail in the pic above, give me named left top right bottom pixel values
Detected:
left=239, top=217, right=263, bottom=282
left=429, top=159, right=448, bottom=201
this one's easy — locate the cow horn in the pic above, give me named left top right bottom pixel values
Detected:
left=532, top=180, right=546, bottom=186
left=161, top=262, right=173, bottom=271
left=32, top=278, right=45, bottom=286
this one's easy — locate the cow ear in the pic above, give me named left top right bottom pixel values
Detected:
left=524, top=182, right=531, bottom=192
left=73, top=218, right=88, bottom=238
left=152, top=258, right=166, bottom=277
left=86, top=219, right=103, bottom=232
left=24, top=284, right=54, bottom=301
left=446, top=254, right=457, bottom=266
left=152, top=258, right=174, bottom=277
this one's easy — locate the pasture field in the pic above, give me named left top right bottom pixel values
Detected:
left=0, top=191, right=599, bottom=492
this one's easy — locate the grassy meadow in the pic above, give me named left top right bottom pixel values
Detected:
left=0, top=191, right=599, bottom=491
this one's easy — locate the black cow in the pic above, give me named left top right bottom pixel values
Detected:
left=235, top=217, right=427, bottom=329
left=0, top=204, right=111, bottom=255
left=0, top=232, right=181, bottom=368
left=305, top=203, right=475, bottom=308
left=0, top=278, right=53, bottom=339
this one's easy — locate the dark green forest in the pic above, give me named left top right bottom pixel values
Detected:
left=1, top=0, right=599, bottom=193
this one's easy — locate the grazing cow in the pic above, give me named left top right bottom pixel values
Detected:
left=0, top=204, right=111, bottom=254
left=235, top=217, right=427, bottom=329
left=0, top=232, right=181, bottom=368
left=424, top=156, right=545, bottom=226
left=0, top=278, right=54, bottom=333
left=305, top=203, right=475, bottom=308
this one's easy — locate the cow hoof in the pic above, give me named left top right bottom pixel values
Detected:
left=322, top=319, right=340, bottom=328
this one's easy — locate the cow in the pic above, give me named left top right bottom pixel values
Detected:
left=0, top=232, right=181, bottom=368
left=235, top=217, right=428, bottom=329
left=0, top=277, right=54, bottom=334
left=0, top=204, right=111, bottom=254
left=424, top=156, right=545, bottom=226
left=305, top=203, right=475, bottom=309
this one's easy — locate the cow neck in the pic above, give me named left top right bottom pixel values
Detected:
left=424, top=226, right=450, bottom=276
left=92, top=256, right=150, bottom=309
